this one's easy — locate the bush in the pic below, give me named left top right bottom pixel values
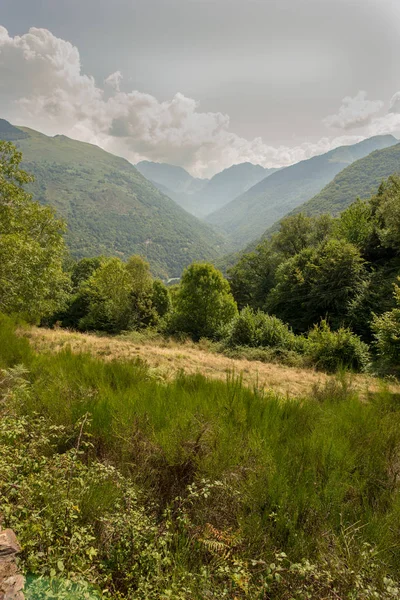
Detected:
left=372, top=280, right=400, bottom=371
left=305, top=320, right=370, bottom=373
left=226, top=307, right=296, bottom=349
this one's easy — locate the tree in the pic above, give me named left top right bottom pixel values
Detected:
left=271, top=213, right=333, bottom=258
left=372, top=278, right=400, bottom=367
left=267, top=239, right=365, bottom=332
left=228, top=241, right=280, bottom=310
left=170, top=263, right=238, bottom=340
left=0, top=141, right=68, bottom=321
left=77, top=255, right=160, bottom=333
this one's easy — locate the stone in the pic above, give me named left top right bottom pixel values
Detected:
left=0, top=528, right=24, bottom=600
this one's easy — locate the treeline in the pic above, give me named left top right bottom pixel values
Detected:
left=2, top=140, right=400, bottom=374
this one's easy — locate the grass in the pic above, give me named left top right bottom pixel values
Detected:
left=2, top=315, right=400, bottom=598
left=23, top=325, right=400, bottom=400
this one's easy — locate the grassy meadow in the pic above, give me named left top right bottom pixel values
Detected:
left=1, top=315, right=400, bottom=599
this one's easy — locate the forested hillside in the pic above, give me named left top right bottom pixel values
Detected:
left=0, top=119, right=227, bottom=278
left=206, top=135, right=398, bottom=249
left=274, top=142, right=400, bottom=221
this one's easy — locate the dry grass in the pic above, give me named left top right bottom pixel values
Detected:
left=21, top=327, right=399, bottom=400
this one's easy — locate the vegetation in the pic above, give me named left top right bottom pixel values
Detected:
left=167, top=262, right=238, bottom=340
left=0, top=120, right=227, bottom=279
left=2, top=315, right=400, bottom=599
left=0, top=141, right=68, bottom=321
left=228, top=177, right=400, bottom=372
left=206, top=135, right=397, bottom=250
left=277, top=140, right=400, bottom=224
left=2, top=137, right=400, bottom=598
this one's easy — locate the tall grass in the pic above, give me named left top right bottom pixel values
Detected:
left=1, top=314, right=400, bottom=597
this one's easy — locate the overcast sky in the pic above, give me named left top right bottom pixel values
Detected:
left=1, top=0, right=400, bottom=176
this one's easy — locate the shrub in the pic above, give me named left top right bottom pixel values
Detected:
left=227, top=307, right=296, bottom=349
left=305, top=320, right=370, bottom=373
left=372, top=280, right=400, bottom=370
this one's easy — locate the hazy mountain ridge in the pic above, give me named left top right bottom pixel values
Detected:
left=205, top=135, right=398, bottom=250
left=0, top=119, right=227, bottom=278
left=136, top=160, right=276, bottom=217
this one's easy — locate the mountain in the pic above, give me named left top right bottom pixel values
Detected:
left=0, top=119, right=227, bottom=278
left=275, top=142, right=400, bottom=220
left=205, top=135, right=398, bottom=250
left=194, top=163, right=278, bottom=218
left=136, top=160, right=276, bottom=218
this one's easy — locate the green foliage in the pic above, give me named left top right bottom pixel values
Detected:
left=267, top=238, right=365, bottom=331
left=0, top=141, right=68, bottom=321
left=228, top=240, right=280, bottom=310
left=1, top=121, right=227, bottom=278
left=79, top=256, right=158, bottom=333
left=372, top=279, right=400, bottom=368
left=305, top=320, right=370, bottom=373
left=151, top=279, right=171, bottom=318
left=1, top=316, right=400, bottom=598
left=334, top=198, right=374, bottom=249
left=227, top=307, right=296, bottom=350
left=168, top=263, right=238, bottom=340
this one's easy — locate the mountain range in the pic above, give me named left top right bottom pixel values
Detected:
left=205, top=135, right=398, bottom=250
left=2, top=116, right=400, bottom=278
left=136, top=160, right=277, bottom=217
left=0, top=119, right=227, bottom=278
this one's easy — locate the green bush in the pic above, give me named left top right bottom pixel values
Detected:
left=227, top=307, right=296, bottom=349
left=305, top=320, right=370, bottom=373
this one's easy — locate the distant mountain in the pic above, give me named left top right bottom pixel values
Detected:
left=277, top=142, right=400, bottom=220
left=195, top=163, right=278, bottom=217
left=205, top=135, right=398, bottom=250
left=136, top=160, right=276, bottom=217
left=1, top=120, right=227, bottom=278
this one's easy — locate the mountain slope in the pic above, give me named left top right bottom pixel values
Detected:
left=0, top=119, right=227, bottom=278
left=194, top=163, right=278, bottom=218
left=278, top=142, right=400, bottom=219
left=136, top=160, right=276, bottom=218
left=205, top=135, right=398, bottom=249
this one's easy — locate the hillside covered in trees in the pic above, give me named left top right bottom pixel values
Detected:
left=206, top=135, right=398, bottom=249
left=271, top=141, right=400, bottom=222
left=0, top=119, right=227, bottom=278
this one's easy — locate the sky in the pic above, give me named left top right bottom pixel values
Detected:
left=1, top=0, right=400, bottom=177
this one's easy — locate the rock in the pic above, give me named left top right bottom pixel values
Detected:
left=0, top=529, right=24, bottom=600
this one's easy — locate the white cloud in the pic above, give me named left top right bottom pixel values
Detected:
left=0, top=26, right=394, bottom=176
left=323, top=91, right=384, bottom=130
left=104, top=71, right=123, bottom=92
left=389, top=91, right=400, bottom=114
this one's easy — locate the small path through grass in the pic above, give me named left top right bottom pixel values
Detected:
left=23, top=327, right=398, bottom=399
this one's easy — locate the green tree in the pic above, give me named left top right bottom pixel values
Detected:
left=372, top=279, right=400, bottom=367
left=0, top=141, right=68, bottom=321
left=228, top=240, right=280, bottom=310
left=78, top=255, right=159, bottom=333
left=272, top=213, right=333, bottom=258
left=152, top=280, right=171, bottom=319
left=267, top=239, right=365, bottom=331
left=170, top=263, right=238, bottom=340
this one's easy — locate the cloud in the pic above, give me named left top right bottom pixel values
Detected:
left=0, top=26, right=393, bottom=176
left=389, top=91, right=400, bottom=114
left=104, top=71, right=123, bottom=92
left=323, top=91, right=384, bottom=130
